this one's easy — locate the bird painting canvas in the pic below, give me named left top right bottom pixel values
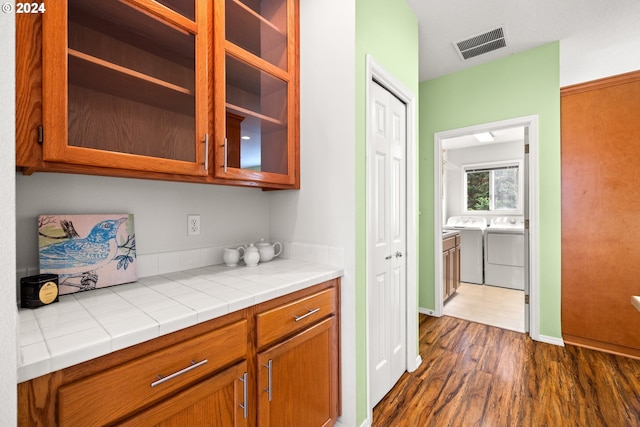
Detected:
left=38, top=214, right=137, bottom=295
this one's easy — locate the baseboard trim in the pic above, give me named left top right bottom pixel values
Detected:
left=536, top=334, right=565, bottom=347
left=563, top=334, right=640, bottom=359
left=411, top=355, right=423, bottom=372
left=419, top=307, right=436, bottom=316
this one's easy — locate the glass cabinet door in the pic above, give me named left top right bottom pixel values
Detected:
left=225, top=0, right=288, bottom=70
left=225, top=55, right=289, bottom=175
left=215, top=0, right=298, bottom=187
left=42, top=0, right=208, bottom=176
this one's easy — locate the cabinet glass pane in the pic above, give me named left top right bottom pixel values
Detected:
left=67, top=0, right=196, bottom=161
left=225, top=0, right=288, bottom=70
left=226, top=55, right=288, bottom=174
left=155, top=0, right=195, bottom=20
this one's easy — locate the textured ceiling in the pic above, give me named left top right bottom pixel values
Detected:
left=405, top=0, right=640, bottom=82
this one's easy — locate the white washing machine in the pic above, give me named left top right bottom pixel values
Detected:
left=484, top=216, right=525, bottom=290
left=443, top=216, right=487, bottom=284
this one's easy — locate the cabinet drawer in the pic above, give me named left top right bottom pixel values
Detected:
left=257, top=287, right=337, bottom=348
left=443, top=236, right=456, bottom=251
left=57, top=319, right=247, bottom=427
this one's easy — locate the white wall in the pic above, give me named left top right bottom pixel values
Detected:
left=561, top=41, right=640, bottom=86
left=1, top=11, right=17, bottom=427
left=560, top=4, right=640, bottom=86
left=16, top=174, right=271, bottom=274
left=269, top=0, right=356, bottom=425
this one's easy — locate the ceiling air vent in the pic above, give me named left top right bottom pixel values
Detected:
left=454, top=27, right=507, bottom=60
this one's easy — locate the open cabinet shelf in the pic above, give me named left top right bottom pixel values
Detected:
left=226, top=103, right=285, bottom=128
left=69, top=49, right=195, bottom=117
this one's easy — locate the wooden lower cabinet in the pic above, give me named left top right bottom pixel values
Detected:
left=17, top=279, right=340, bottom=427
left=56, top=320, right=248, bottom=426
left=453, top=237, right=460, bottom=292
left=443, top=249, right=451, bottom=301
left=257, top=317, right=338, bottom=427
left=120, top=362, right=248, bottom=427
left=443, top=234, right=461, bottom=303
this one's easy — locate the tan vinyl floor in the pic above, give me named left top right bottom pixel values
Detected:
left=443, top=282, right=525, bottom=332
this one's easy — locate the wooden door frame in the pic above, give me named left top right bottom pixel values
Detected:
left=432, top=116, right=541, bottom=340
left=364, top=55, right=420, bottom=418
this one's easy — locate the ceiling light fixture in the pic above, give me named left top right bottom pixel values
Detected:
left=473, top=132, right=494, bottom=142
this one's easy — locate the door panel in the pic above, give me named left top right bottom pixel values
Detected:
left=368, top=81, right=407, bottom=407
left=523, top=128, right=530, bottom=332
left=561, top=72, right=640, bottom=355
left=257, top=317, right=337, bottom=427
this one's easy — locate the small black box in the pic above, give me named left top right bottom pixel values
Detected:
left=20, top=274, right=59, bottom=309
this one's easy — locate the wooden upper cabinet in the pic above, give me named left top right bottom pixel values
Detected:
left=16, top=0, right=299, bottom=188
left=213, top=0, right=300, bottom=188
left=41, top=0, right=209, bottom=176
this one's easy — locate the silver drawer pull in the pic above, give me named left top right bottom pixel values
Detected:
left=264, top=359, right=273, bottom=402
left=293, top=307, right=320, bottom=322
left=223, top=137, right=228, bottom=172
left=240, top=372, right=248, bottom=418
left=151, top=359, right=208, bottom=387
left=204, top=133, right=209, bottom=170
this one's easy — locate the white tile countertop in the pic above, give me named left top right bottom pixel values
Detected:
left=18, top=259, right=343, bottom=383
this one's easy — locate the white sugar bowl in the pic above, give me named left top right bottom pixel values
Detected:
left=244, top=243, right=260, bottom=267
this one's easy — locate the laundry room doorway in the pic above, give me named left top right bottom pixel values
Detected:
left=433, top=116, right=540, bottom=340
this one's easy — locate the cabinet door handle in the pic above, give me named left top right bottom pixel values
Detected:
left=223, top=137, right=228, bottom=172
left=204, top=133, right=209, bottom=171
left=150, top=359, right=208, bottom=387
left=293, top=307, right=320, bottom=322
left=264, top=360, right=273, bottom=401
left=395, top=251, right=403, bottom=258
left=240, top=372, right=248, bottom=418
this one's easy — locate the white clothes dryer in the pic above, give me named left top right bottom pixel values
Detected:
left=484, top=216, right=525, bottom=290
left=443, top=216, right=487, bottom=284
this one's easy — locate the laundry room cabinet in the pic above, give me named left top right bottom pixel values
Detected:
left=15, top=0, right=300, bottom=189
left=443, top=233, right=461, bottom=302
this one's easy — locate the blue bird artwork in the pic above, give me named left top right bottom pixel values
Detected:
left=38, top=214, right=137, bottom=295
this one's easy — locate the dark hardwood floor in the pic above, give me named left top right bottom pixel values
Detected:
left=372, top=315, right=640, bottom=427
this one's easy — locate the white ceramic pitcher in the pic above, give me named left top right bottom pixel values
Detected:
left=223, top=246, right=245, bottom=267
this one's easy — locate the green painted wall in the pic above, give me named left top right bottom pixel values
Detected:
left=418, top=42, right=562, bottom=339
left=356, top=0, right=419, bottom=424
